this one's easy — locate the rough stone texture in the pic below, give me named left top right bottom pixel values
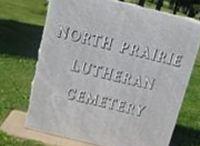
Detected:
left=26, top=0, right=200, bottom=146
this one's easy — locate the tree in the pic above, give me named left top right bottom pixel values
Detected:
left=173, top=0, right=180, bottom=14
left=138, top=0, right=146, bottom=6
left=156, top=0, right=164, bottom=10
left=188, top=4, right=195, bottom=17
left=169, top=0, right=176, bottom=9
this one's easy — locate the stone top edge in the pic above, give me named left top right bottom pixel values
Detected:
left=111, top=0, right=200, bottom=25
left=48, top=0, right=200, bottom=26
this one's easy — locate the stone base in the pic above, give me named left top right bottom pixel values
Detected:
left=0, top=110, right=96, bottom=146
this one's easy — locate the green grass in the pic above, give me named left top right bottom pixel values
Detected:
left=0, top=0, right=46, bottom=145
left=170, top=51, right=200, bottom=146
left=0, top=131, right=44, bottom=146
left=0, top=0, right=199, bottom=146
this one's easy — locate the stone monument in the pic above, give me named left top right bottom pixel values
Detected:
left=1, top=0, right=200, bottom=146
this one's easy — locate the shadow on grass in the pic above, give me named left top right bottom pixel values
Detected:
left=0, top=19, right=43, bottom=59
left=170, top=125, right=200, bottom=146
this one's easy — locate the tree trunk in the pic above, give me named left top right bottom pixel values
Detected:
left=156, top=0, right=164, bottom=11
left=169, top=0, right=176, bottom=9
left=188, top=5, right=195, bottom=17
left=138, top=0, right=146, bottom=7
left=173, top=0, right=180, bottom=14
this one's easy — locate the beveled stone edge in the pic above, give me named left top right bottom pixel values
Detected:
left=0, top=110, right=96, bottom=146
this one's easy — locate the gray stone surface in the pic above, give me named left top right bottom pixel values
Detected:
left=26, top=0, right=200, bottom=146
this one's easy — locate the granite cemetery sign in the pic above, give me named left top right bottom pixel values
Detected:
left=26, top=0, right=200, bottom=146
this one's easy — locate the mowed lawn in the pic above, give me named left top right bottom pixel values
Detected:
left=0, top=0, right=199, bottom=146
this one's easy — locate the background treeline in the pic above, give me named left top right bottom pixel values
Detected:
left=119, top=0, right=200, bottom=19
